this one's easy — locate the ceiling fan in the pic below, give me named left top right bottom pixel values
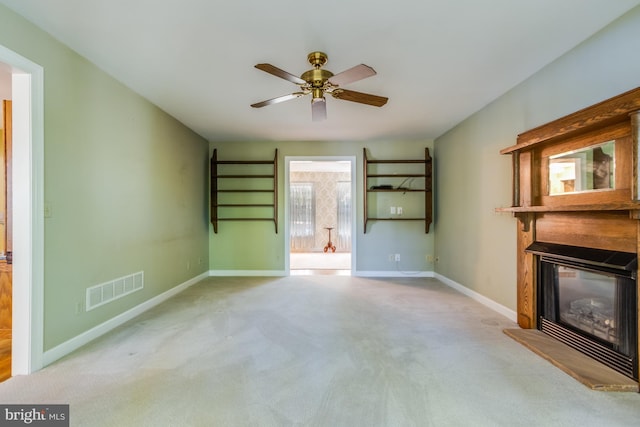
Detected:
left=251, top=51, right=388, bottom=121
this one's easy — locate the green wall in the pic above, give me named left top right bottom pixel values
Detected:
left=0, top=5, right=210, bottom=350
left=434, top=6, right=640, bottom=311
left=209, top=140, right=435, bottom=273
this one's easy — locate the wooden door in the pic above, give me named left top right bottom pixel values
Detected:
left=3, top=100, right=10, bottom=256
left=0, top=99, right=11, bottom=382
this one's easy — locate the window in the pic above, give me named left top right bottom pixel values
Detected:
left=336, top=181, right=351, bottom=250
left=290, top=183, right=315, bottom=250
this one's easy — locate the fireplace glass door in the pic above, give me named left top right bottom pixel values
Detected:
left=538, top=258, right=637, bottom=379
left=558, top=266, right=624, bottom=347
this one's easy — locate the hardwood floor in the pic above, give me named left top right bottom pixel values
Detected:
left=0, top=329, right=9, bottom=382
left=0, top=261, right=11, bottom=382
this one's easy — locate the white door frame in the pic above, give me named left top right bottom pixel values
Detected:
left=284, top=156, right=356, bottom=275
left=0, top=44, right=45, bottom=374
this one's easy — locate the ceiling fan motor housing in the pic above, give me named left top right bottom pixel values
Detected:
left=301, top=68, right=333, bottom=87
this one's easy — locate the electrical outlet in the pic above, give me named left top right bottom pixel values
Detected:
left=426, top=254, right=434, bottom=262
left=75, top=301, right=83, bottom=315
left=395, top=254, right=401, bottom=261
left=390, top=206, right=396, bottom=214
left=397, top=206, right=403, bottom=215
left=388, top=254, right=395, bottom=262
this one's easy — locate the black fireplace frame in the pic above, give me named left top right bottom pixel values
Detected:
left=527, top=242, right=638, bottom=380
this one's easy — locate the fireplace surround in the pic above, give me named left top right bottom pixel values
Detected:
left=498, top=87, right=640, bottom=387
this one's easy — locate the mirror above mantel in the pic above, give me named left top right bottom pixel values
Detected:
left=548, top=140, right=615, bottom=196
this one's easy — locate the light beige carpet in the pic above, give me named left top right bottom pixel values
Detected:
left=1, top=276, right=639, bottom=426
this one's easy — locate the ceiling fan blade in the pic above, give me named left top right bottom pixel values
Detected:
left=251, top=92, right=305, bottom=108
left=328, top=64, right=376, bottom=86
left=311, top=97, right=327, bottom=121
left=255, top=63, right=306, bottom=85
left=331, top=89, right=388, bottom=107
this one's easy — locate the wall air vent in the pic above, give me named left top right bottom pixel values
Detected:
left=86, top=271, right=144, bottom=311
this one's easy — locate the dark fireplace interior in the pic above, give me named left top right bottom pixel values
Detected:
left=527, top=242, right=638, bottom=380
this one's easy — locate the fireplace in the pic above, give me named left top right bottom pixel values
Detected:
left=527, top=242, right=638, bottom=380
left=497, top=88, right=640, bottom=387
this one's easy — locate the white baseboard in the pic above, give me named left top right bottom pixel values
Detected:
left=355, top=270, right=435, bottom=278
left=209, top=270, right=286, bottom=276
left=208, top=269, right=434, bottom=278
left=42, top=271, right=209, bottom=367
left=434, top=273, right=517, bottom=322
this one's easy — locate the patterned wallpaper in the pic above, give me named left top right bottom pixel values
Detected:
left=291, top=171, right=351, bottom=252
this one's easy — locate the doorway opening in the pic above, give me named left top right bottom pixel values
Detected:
left=0, top=44, right=45, bottom=378
left=285, top=157, right=356, bottom=276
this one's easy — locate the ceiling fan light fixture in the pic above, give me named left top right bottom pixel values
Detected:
left=311, top=96, right=327, bottom=122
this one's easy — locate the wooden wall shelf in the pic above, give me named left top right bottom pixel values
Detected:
left=363, top=147, right=433, bottom=233
left=210, top=149, right=278, bottom=233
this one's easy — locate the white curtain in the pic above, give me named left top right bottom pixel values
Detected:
left=336, top=181, right=351, bottom=251
left=290, top=183, right=315, bottom=250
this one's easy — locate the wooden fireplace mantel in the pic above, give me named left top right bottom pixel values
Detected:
left=501, top=87, right=640, bottom=155
left=499, top=87, right=640, bottom=331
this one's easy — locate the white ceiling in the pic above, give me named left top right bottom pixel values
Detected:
left=1, top=0, right=639, bottom=142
